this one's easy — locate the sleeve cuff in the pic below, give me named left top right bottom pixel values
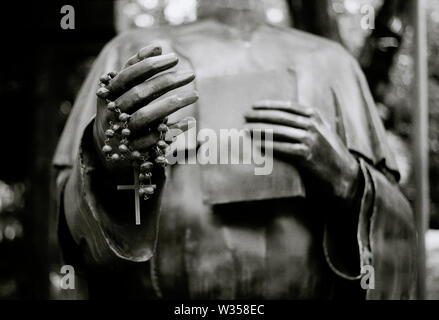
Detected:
left=63, top=120, right=165, bottom=266
left=323, top=158, right=374, bottom=280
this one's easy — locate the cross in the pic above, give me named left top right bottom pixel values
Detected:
left=117, top=167, right=141, bottom=225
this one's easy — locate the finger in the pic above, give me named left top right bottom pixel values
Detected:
left=255, top=140, right=311, bottom=160
left=253, top=100, right=313, bottom=117
left=129, top=90, right=199, bottom=133
left=165, top=117, right=196, bottom=142
left=244, top=109, right=311, bottom=129
left=99, top=74, right=113, bottom=85
left=124, top=44, right=162, bottom=68
left=166, top=141, right=178, bottom=157
left=106, top=53, right=179, bottom=99
left=130, top=118, right=193, bottom=150
left=244, top=123, right=309, bottom=143
left=96, top=93, right=108, bottom=110
left=130, top=132, right=161, bottom=151
left=168, top=116, right=196, bottom=132
left=114, top=70, right=195, bottom=114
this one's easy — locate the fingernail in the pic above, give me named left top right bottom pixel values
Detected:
left=139, top=44, right=162, bottom=57
left=149, top=44, right=162, bottom=55
left=178, top=91, right=199, bottom=105
left=176, top=70, right=195, bottom=82
left=99, top=74, right=111, bottom=83
left=96, top=87, right=110, bottom=98
left=152, top=47, right=162, bottom=55
left=152, top=53, right=178, bottom=64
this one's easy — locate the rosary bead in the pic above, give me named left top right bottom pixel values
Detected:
left=100, top=74, right=111, bottom=83
left=122, top=128, right=131, bottom=137
left=96, top=87, right=110, bottom=98
left=111, top=153, right=120, bottom=161
left=158, top=123, right=169, bottom=133
left=118, top=144, right=129, bottom=153
left=139, top=172, right=152, bottom=181
left=102, top=145, right=112, bottom=153
left=144, top=186, right=155, bottom=195
left=119, top=113, right=130, bottom=122
left=131, top=151, right=141, bottom=160
left=157, top=140, right=168, bottom=150
left=139, top=188, right=147, bottom=196
left=155, top=156, right=168, bottom=166
left=112, top=124, right=121, bottom=131
left=107, top=102, right=117, bottom=111
left=139, top=187, right=154, bottom=196
left=139, top=172, right=152, bottom=180
left=105, top=129, right=115, bottom=137
left=140, top=161, right=154, bottom=172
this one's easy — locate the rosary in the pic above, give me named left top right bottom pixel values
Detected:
left=97, top=71, right=169, bottom=225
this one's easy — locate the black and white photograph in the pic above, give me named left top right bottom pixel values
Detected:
left=0, top=0, right=438, bottom=310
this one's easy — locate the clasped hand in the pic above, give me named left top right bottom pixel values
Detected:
left=244, top=100, right=361, bottom=202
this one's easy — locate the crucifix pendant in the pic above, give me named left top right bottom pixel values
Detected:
left=117, top=167, right=141, bottom=225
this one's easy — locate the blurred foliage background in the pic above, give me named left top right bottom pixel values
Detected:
left=0, top=0, right=437, bottom=299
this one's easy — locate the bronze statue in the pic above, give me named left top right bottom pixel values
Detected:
left=53, top=0, right=418, bottom=299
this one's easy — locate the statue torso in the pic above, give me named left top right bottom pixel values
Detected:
left=156, top=163, right=337, bottom=299
left=135, top=21, right=344, bottom=298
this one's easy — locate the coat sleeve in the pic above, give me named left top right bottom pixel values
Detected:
left=57, top=118, right=166, bottom=268
left=53, top=32, right=171, bottom=268
left=322, top=47, right=418, bottom=299
left=360, top=159, right=418, bottom=299
left=323, top=157, right=418, bottom=299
